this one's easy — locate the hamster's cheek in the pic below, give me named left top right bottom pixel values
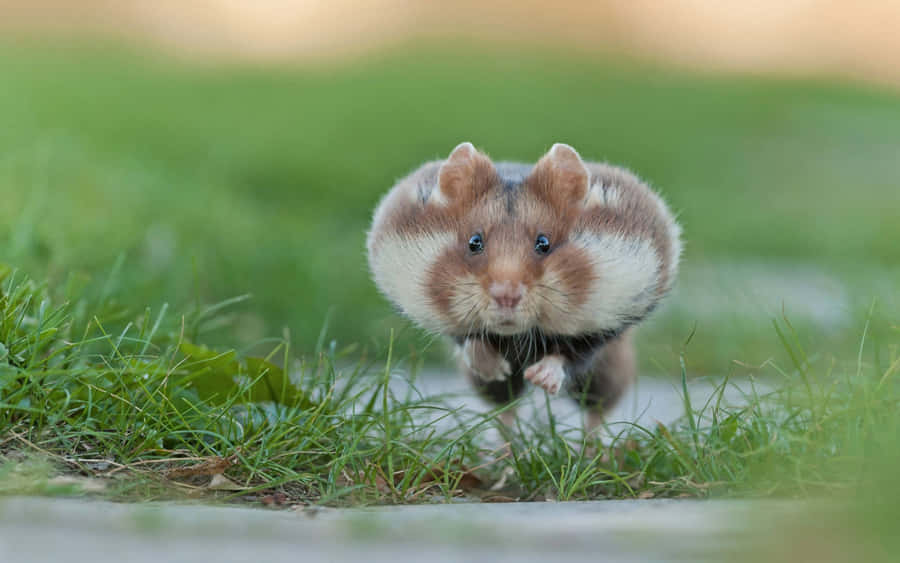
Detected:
left=447, top=274, right=489, bottom=328
left=370, top=230, right=457, bottom=333
left=529, top=245, right=594, bottom=333
left=540, top=245, right=594, bottom=305
left=425, top=248, right=484, bottom=331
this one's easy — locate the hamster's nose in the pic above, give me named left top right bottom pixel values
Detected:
left=489, top=281, right=524, bottom=309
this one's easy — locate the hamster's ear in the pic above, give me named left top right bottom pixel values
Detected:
left=529, top=143, right=591, bottom=204
left=434, top=142, right=495, bottom=205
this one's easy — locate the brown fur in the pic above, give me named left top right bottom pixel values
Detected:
left=581, top=163, right=678, bottom=294
left=367, top=142, right=680, bottom=427
left=569, top=328, right=637, bottom=411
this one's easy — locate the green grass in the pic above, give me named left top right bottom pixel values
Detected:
left=1, top=40, right=898, bottom=372
left=1, top=40, right=899, bottom=507
left=1, top=267, right=898, bottom=505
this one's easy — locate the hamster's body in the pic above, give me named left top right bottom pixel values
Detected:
left=367, top=143, right=681, bottom=431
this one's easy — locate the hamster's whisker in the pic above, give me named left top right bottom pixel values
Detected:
left=534, top=292, right=575, bottom=315
left=460, top=301, right=480, bottom=329
left=528, top=330, right=537, bottom=363
left=535, top=283, right=572, bottom=298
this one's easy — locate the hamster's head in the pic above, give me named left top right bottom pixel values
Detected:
left=368, top=142, right=678, bottom=338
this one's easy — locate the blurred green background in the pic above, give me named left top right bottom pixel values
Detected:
left=2, top=39, right=898, bottom=373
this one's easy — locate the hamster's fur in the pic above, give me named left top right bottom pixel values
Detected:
left=367, top=142, right=681, bottom=430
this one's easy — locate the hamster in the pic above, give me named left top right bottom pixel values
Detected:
left=366, top=142, right=681, bottom=431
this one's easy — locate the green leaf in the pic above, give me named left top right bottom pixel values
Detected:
left=245, top=356, right=313, bottom=408
left=179, top=341, right=241, bottom=402
left=179, top=341, right=313, bottom=409
left=718, top=414, right=740, bottom=445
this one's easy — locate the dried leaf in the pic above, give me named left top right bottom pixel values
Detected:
left=420, top=460, right=483, bottom=491
left=165, top=455, right=235, bottom=479
left=207, top=473, right=248, bottom=491
left=481, top=495, right=517, bottom=503
left=489, top=466, right=515, bottom=491
left=260, top=492, right=289, bottom=506
left=457, top=470, right=483, bottom=491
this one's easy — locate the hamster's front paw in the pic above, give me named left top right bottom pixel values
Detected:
left=461, top=339, right=512, bottom=382
left=476, top=357, right=512, bottom=382
left=524, top=355, right=567, bottom=395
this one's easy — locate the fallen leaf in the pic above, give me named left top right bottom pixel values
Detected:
left=207, top=473, right=248, bottom=491
left=489, top=466, right=515, bottom=492
left=481, top=495, right=517, bottom=503
left=165, top=455, right=236, bottom=479
left=260, top=492, right=289, bottom=506
left=638, top=491, right=655, bottom=499
left=457, top=472, right=482, bottom=491
left=420, top=460, right=483, bottom=492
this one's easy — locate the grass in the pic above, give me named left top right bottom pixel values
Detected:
left=1, top=39, right=899, bottom=372
left=1, top=266, right=898, bottom=506
left=0, top=39, right=899, bottom=509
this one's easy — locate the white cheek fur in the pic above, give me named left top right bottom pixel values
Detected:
left=665, top=219, right=683, bottom=291
left=368, top=231, right=454, bottom=333
left=588, top=178, right=682, bottom=295
left=570, top=232, right=662, bottom=333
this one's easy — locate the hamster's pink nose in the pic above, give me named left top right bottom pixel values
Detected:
left=489, top=281, right=524, bottom=309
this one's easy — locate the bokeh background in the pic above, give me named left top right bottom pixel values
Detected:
left=2, top=0, right=898, bottom=373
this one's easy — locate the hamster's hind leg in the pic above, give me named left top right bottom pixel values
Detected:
left=567, top=329, right=637, bottom=438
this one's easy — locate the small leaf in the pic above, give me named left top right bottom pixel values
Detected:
left=481, top=495, right=517, bottom=503
left=206, top=473, right=248, bottom=491
left=245, top=357, right=313, bottom=408
left=165, top=456, right=236, bottom=479
left=179, top=341, right=241, bottom=401
left=179, top=341, right=314, bottom=408
left=718, top=414, right=740, bottom=444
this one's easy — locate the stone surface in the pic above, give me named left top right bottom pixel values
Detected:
left=0, top=495, right=793, bottom=563
left=386, top=370, right=767, bottom=443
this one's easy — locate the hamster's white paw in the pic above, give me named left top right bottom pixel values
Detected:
left=462, top=340, right=512, bottom=382
left=479, top=356, right=512, bottom=382
left=524, top=355, right=567, bottom=395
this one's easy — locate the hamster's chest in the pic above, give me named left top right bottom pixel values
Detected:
left=478, top=330, right=618, bottom=374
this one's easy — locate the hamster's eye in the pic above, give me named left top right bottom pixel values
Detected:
left=468, top=233, right=484, bottom=254
left=534, top=234, right=551, bottom=255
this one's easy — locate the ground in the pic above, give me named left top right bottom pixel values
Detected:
left=0, top=495, right=800, bottom=563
